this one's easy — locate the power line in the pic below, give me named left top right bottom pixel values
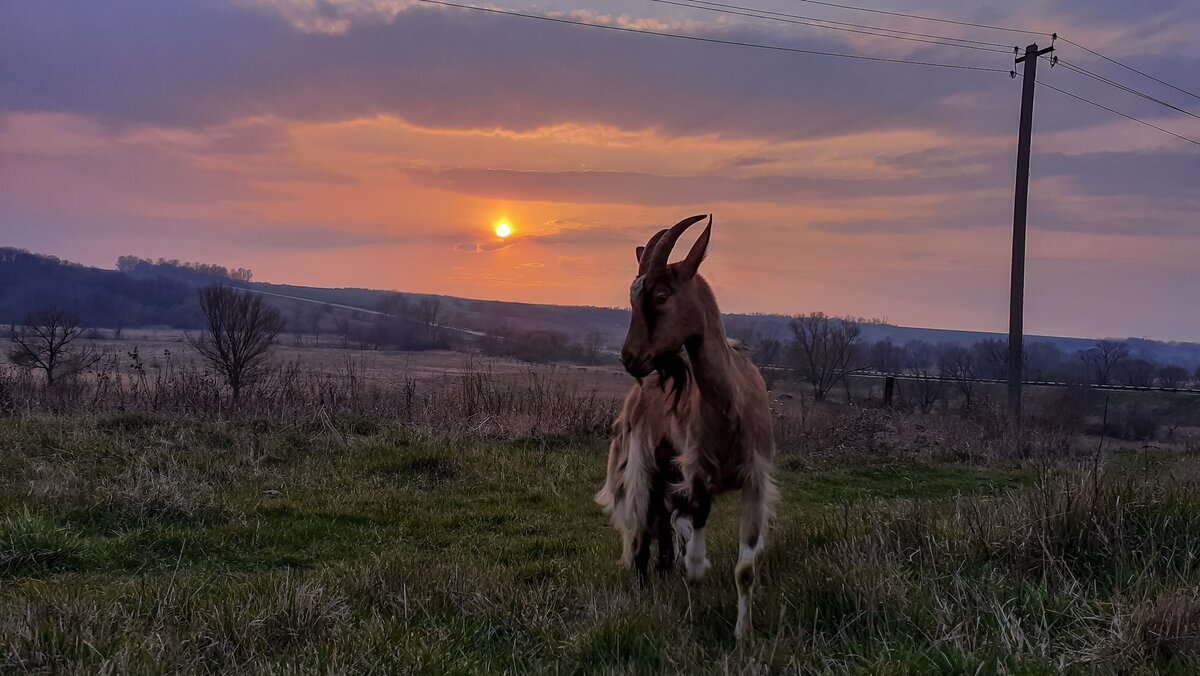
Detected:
left=776, top=0, right=1048, bottom=37
left=648, top=0, right=1015, bottom=53
left=656, top=0, right=1200, bottom=115
left=691, top=0, right=1195, bottom=109
left=1060, top=36, right=1200, bottom=103
left=416, top=0, right=1012, bottom=72
left=1052, top=57, right=1200, bottom=121
left=1028, top=76, right=1200, bottom=147
left=668, top=0, right=1016, bottom=48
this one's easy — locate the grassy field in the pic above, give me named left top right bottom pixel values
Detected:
left=5, top=410, right=1200, bottom=673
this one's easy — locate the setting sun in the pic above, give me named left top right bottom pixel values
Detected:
left=495, top=222, right=512, bottom=238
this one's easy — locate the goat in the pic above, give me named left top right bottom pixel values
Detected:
left=595, top=214, right=777, bottom=639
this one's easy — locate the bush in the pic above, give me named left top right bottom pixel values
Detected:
left=1086, top=403, right=1160, bottom=441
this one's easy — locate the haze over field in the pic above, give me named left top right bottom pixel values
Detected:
left=3, top=0, right=1199, bottom=340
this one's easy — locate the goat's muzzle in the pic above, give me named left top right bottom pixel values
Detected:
left=621, top=350, right=654, bottom=378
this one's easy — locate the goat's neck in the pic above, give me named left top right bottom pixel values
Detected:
left=684, top=312, right=736, bottom=408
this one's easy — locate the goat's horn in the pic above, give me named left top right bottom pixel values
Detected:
left=638, top=228, right=668, bottom=275
left=648, top=214, right=709, bottom=273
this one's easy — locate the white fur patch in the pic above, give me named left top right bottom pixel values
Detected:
left=735, top=595, right=750, bottom=638
left=739, top=543, right=759, bottom=563
left=684, top=526, right=710, bottom=582
left=615, top=433, right=652, bottom=535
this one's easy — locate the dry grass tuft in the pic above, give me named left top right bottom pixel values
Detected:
left=0, top=509, right=82, bottom=577
left=89, top=459, right=220, bottom=527
left=1123, top=595, right=1200, bottom=664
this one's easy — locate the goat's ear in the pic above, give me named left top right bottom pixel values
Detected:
left=675, top=215, right=712, bottom=280
left=635, top=245, right=646, bottom=264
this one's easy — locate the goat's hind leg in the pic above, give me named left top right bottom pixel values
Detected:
left=653, top=441, right=682, bottom=576
left=632, top=529, right=652, bottom=585
left=638, top=467, right=677, bottom=583
left=653, top=500, right=676, bottom=575
left=734, top=481, right=770, bottom=639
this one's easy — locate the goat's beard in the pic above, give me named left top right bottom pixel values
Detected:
left=652, top=349, right=691, bottom=409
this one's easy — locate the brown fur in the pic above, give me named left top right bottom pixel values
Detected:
left=595, top=215, right=777, bottom=639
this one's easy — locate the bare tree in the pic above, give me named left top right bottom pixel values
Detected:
left=1117, top=357, right=1156, bottom=388
left=1079, top=340, right=1130, bottom=385
left=335, top=316, right=352, bottom=349
left=938, top=344, right=979, bottom=411
left=753, top=333, right=785, bottom=367
left=974, top=338, right=1008, bottom=380
left=306, top=307, right=324, bottom=347
left=1025, top=341, right=1064, bottom=381
left=751, top=331, right=786, bottom=389
left=7, top=309, right=101, bottom=386
left=187, top=286, right=285, bottom=401
left=789, top=313, right=860, bottom=401
left=414, top=297, right=444, bottom=343
left=867, top=338, right=904, bottom=374
left=583, top=331, right=607, bottom=363
left=902, top=339, right=942, bottom=413
left=1156, top=365, right=1189, bottom=389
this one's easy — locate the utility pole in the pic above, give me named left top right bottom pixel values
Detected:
left=1008, top=41, right=1054, bottom=421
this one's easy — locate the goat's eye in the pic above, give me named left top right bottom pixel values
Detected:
left=654, top=291, right=670, bottom=306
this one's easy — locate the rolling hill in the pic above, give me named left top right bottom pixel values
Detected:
left=3, top=246, right=1199, bottom=367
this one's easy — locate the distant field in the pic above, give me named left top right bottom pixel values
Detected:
left=5, top=412, right=1200, bottom=672
left=77, top=332, right=1200, bottom=437
left=78, top=333, right=635, bottom=397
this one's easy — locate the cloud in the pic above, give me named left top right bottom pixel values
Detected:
left=4, top=1, right=1198, bottom=145
left=724, top=155, right=782, bottom=169
left=407, top=166, right=1001, bottom=205
left=454, top=239, right=515, bottom=252
left=0, top=0, right=1032, bottom=140
left=1037, top=150, right=1200, bottom=199
left=6, top=0, right=1200, bottom=340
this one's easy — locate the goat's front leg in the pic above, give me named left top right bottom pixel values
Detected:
left=734, top=481, right=769, bottom=639
left=672, top=483, right=711, bottom=583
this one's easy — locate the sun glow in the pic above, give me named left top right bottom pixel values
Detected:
left=495, top=222, right=512, bottom=238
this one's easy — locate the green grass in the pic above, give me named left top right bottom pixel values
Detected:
left=3, top=415, right=1200, bottom=673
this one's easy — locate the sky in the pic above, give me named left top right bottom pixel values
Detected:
left=2, top=0, right=1199, bottom=340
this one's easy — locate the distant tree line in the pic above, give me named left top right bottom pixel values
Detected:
left=728, top=313, right=1200, bottom=410
left=0, top=248, right=253, bottom=330
left=482, top=327, right=608, bottom=365
left=116, top=255, right=252, bottom=284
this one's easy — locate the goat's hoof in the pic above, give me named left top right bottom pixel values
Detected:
left=734, top=612, right=753, bottom=640
left=684, top=558, right=710, bottom=584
